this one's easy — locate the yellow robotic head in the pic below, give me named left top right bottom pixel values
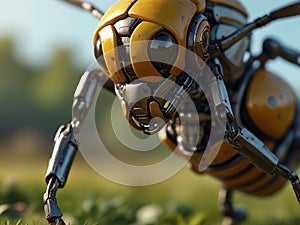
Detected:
left=93, top=0, right=210, bottom=133
left=93, top=0, right=209, bottom=83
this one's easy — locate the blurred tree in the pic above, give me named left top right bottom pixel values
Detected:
left=0, top=38, right=36, bottom=137
left=30, top=48, right=82, bottom=135
left=31, top=48, right=79, bottom=110
left=0, top=37, right=82, bottom=145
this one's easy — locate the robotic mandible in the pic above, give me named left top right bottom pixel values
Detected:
left=43, top=0, right=300, bottom=224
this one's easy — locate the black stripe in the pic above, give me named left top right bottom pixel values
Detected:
left=231, top=172, right=266, bottom=189
left=206, top=154, right=243, bottom=171
left=250, top=175, right=281, bottom=194
left=218, top=164, right=255, bottom=180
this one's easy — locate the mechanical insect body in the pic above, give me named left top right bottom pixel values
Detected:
left=43, top=0, right=300, bottom=224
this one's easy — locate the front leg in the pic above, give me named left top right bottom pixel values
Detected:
left=43, top=69, right=114, bottom=224
left=43, top=124, right=78, bottom=224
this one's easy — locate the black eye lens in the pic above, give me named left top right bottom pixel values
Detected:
left=148, top=32, right=177, bottom=76
left=94, top=38, right=103, bottom=59
left=94, top=38, right=109, bottom=73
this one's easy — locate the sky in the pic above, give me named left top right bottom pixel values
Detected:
left=0, top=0, right=299, bottom=88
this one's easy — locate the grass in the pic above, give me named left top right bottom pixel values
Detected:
left=0, top=152, right=299, bottom=225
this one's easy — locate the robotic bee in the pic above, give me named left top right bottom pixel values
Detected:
left=43, top=0, right=300, bottom=224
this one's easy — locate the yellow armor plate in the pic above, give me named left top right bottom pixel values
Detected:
left=93, top=0, right=134, bottom=45
left=97, top=0, right=135, bottom=31
left=129, top=0, right=197, bottom=44
left=99, top=25, right=127, bottom=83
left=246, top=69, right=297, bottom=139
left=191, top=0, right=206, bottom=13
left=129, top=0, right=198, bottom=75
left=130, top=21, right=164, bottom=79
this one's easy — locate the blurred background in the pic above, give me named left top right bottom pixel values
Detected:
left=0, top=0, right=300, bottom=224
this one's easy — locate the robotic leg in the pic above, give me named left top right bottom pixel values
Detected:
left=218, top=186, right=247, bottom=225
left=210, top=58, right=300, bottom=224
left=43, top=124, right=77, bottom=225
left=43, top=69, right=111, bottom=224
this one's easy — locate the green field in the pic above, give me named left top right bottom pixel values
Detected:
left=0, top=153, right=299, bottom=225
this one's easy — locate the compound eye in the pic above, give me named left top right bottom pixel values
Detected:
left=148, top=32, right=177, bottom=76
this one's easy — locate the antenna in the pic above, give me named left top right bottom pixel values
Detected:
left=208, top=1, right=300, bottom=58
left=60, top=0, right=103, bottom=19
